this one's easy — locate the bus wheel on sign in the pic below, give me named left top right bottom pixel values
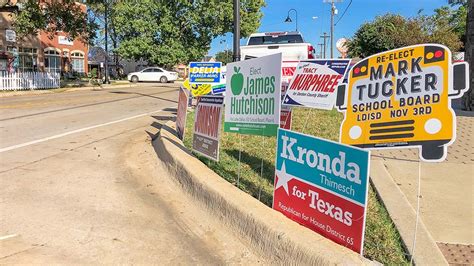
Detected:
left=421, top=144, right=445, bottom=161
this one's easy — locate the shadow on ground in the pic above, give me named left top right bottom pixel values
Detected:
left=108, top=90, right=178, bottom=104
left=225, top=149, right=274, bottom=184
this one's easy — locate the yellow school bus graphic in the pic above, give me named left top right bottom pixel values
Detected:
left=336, top=44, right=469, bottom=162
left=183, top=78, right=212, bottom=96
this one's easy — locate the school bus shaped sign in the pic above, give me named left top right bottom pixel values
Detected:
left=336, top=44, right=469, bottom=162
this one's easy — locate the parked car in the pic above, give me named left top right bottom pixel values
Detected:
left=240, top=31, right=315, bottom=61
left=127, top=67, right=178, bottom=83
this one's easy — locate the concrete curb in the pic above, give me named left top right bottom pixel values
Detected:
left=370, top=160, right=448, bottom=265
left=153, top=120, right=375, bottom=265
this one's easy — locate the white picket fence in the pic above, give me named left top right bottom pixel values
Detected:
left=0, top=72, right=60, bottom=90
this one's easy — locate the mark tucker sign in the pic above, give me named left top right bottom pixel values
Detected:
left=336, top=44, right=469, bottom=162
left=189, top=62, right=222, bottom=84
left=192, top=96, right=224, bottom=161
left=273, top=128, right=370, bottom=254
left=224, top=53, right=282, bottom=136
left=283, top=60, right=351, bottom=110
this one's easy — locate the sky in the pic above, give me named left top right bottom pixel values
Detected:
left=208, top=0, right=450, bottom=57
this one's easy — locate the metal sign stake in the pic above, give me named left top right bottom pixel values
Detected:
left=237, top=134, right=243, bottom=186
left=258, top=134, right=265, bottom=201
left=410, top=161, right=422, bottom=263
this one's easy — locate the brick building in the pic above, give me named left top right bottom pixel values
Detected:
left=0, top=1, right=88, bottom=74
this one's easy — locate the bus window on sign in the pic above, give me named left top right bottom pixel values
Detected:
left=353, top=58, right=442, bottom=102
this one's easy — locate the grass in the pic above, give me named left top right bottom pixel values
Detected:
left=183, top=107, right=409, bottom=264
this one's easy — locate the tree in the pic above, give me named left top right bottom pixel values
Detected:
left=10, top=0, right=98, bottom=45
left=87, top=0, right=122, bottom=76
left=215, top=49, right=233, bottom=65
left=420, top=6, right=464, bottom=52
left=347, top=4, right=467, bottom=58
left=112, top=0, right=265, bottom=68
left=347, top=14, right=428, bottom=58
left=462, top=0, right=473, bottom=110
left=448, top=2, right=468, bottom=49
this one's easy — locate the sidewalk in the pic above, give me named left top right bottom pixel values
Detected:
left=371, top=110, right=473, bottom=264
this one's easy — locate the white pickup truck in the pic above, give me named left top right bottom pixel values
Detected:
left=240, top=32, right=315, bottom=61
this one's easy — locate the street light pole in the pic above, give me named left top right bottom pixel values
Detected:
left=284, top=9, right=298, bottom=32
left=104, top=0, right=110, bottom=84
left=233, top=0, right=241, bottom=62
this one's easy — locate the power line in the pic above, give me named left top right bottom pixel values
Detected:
left=334, top=0, right=352, bottom=26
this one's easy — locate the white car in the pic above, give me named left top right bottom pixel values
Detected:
left=127, top=67, right=178, bottom=83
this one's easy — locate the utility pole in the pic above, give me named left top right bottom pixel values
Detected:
left=324, top=0, right=341, bottom=58
left=103, top=0, right=110, bottom=84
left=320, top=32, right=330, bottom=59
left=317, top=43, right=324, bottom=59
left=330, top=1, right=335, bottom=58
left=233, top=0, right=241, bottom=62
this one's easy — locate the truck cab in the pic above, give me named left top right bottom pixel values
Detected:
left=240, top=32, right=315, bottom=61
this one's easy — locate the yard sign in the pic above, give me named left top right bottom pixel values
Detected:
left=280, top=82, right=292, bottom=130
left=190, top=83, right=212, bottom=97
left=192, top=96, right=224, bottom=161
left=273, top=128, right=370, bottom=254
left=224, top=53, right=282, bottom=136
left=336, top=44, right=469, bottom=162
left=189, top=62, right=222, bottom=84
left=283, top=60, right=351, bottom=110
left=183, top=78, right=212, bottom=97
left=176, top=87, right=188, bottom=140
left=212, top=67, right=227, bottom=95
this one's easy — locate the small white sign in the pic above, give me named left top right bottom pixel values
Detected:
left=5, top=30, right=16, bottom=42
left=58, top=36, right=74, bottom=46
left=284, top=60, right=351, bottom=110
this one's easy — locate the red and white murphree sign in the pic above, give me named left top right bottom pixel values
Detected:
left=176, top=87, right=189, bottom=140
left=283, top=60, right=351, bottom=110
left=282, top=61, right=299, bottom=83
left=192, top=96, right=224, bottom=161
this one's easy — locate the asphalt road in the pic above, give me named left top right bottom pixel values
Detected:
left=0, top=83, right=265, bottom=264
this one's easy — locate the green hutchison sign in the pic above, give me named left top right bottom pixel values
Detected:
left=224, top=53, right=282, bottom=136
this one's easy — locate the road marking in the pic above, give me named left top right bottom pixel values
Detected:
left=0, top=88, right=178, bottom=121
left=0, top=109, right=165, bottom=153
left=0, top=234, right=18, bottom=240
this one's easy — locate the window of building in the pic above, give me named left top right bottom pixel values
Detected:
left=71, top=51, right=85, bottom=73
left=7, top=46, right=38, bottom=72
left=44, top=49, right=61, bottom=73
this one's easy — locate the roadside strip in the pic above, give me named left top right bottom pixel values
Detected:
left=154, top=120, right=376, bottom=265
